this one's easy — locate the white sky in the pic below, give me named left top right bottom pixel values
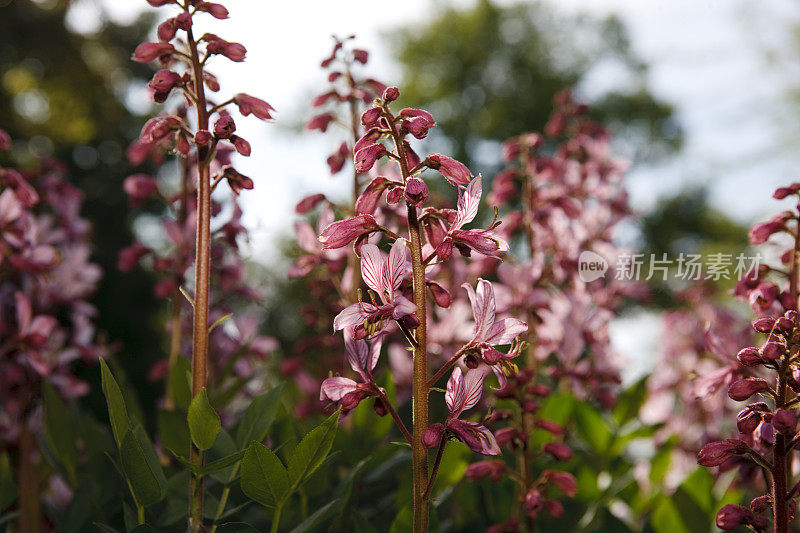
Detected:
left=73, top=0, right=800, bottom=380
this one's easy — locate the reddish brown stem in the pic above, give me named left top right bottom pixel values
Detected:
left=385, top=105, right=429, bottom=532
left=186, top=21, right=211, bottom=533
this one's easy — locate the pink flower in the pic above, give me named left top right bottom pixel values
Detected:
left=203, top=34, right=246, bottom=62
left=443, top=367, right=501, bottom=455
left=214, top=115, right=236, bottom=138
left=426, top=153, right=472, bottom=187
left=306, top=113, right=335, bottom=132
left=438, top=177, right=509, bottom=259
left=233, top=93, right=274, bottom=121
left=318, top=214, right=380, bottom=249
left=697, top=439, right=748, bottom=466
left=463, top=279, right=527, bottom=365
left=333, top=239, right=417, bottom=335
left=148, top=70, right=182, bottom=103
left=319, top=328, right=382, bottom=410
left=354, top=143, right=386, bottom=172
left=132, top=42, right=174, bottom=63
left=196, top=2, right=229, bottom=19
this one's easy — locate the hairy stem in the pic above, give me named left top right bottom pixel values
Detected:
left=187, top=22, right=212, bottom=533
left=384, top=104, right=429, bottom=532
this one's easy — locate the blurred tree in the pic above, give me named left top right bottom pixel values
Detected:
left=392, top=0, right=681, bottom=168
left=0, top=0, right=164, bottom=419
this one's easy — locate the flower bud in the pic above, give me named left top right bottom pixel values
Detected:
left=774, top=316, right=794, bottom=332
left=231, top=135, right=251, bottom=157
left=196, top=2, right=229, bottom=19
left=728, top=378, right=769, bottom=401
left=774, top=183, right=800, bottom=199
left=397, top=313, right=421, bottom=330
left=736, top=347, right=761, bottom=366
left=494, top=427, right=518, bottom=447
left=543, top=442, right=572, bottom=461
left=361, top=107, right=382, bottom=128
left=233, top=93, right=274, bottom=121
left=352, top=48, right=369, bottom=64
left=426, top=153, right=472, bottom=187
left=222, top=166, right=253, bottom=195
left=759, top=341, right=785, bottom=361
left=373, top=397, right=388, bottom=417
left=464, top=353, right=481, bottom=369
left=716, top=504, right=754, bottom=531
left=422, top=423, right=444, bottom=448
left=318, top=214, right=379, bottom=249
left=736, top=405, right=764, bottom=433
left=306, top=113, right=335, bottom=132
left=697, top=439, right=748, bottom=466
left=123, top=174, right=158, bottom=205
left=132, top=42, right=174, bottom=63
left=214, top=115, right=236, bottom=138
left=354, top=143, right=386, bottom=172
left=543, top=499, right=564, bottom=518
left=534, top=419, right=563, bottom=435
left=383, top=86, right=400, bottom=102
left=543, top=470, right=577, bottom=497
left=752, top=317, right=775, bottom=333
left=404, top=177, right=429, bottom=207
left=522, top=400, right=539, bottom=413
left=386, top=187, right=403, bottom=205
left=750, top=495, right=771, bottom=514
left=195, top=129, right=212, bottom=145
left=773, top=409, right=796, bottom=434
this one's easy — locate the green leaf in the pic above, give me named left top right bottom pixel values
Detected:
left=120, top=428, right=166, bottom=507
left=288, top=498, right=342, bottom=533
left=0, top=453, right=16, bottom=511
left=240, top=442, right=290, bottom=508
left=573, top=401, right=614, bottom=455
left=187, top=388, right=220, bottom=451
left=201, top=450, right=246, bottom=476
left=99, top=357, right=130, bottom=448
left=287, top=410, right=339, bottom=488
left=42, top=383, right=78, bottom=483
left=613, top=377, right=648, bottom=426
left=168, top=356, right=192, bottom=412
left=157, top=409, right=190, bottom=457
left=235, top=383, right=284, bottom=449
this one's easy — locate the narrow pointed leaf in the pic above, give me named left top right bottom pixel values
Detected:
left=120, top=429, right=165, bottom=507
left=287, top=410, right=339, bottom=488
left=99, top=357, right=130, bottom=448
left=42, top=383, right=78, bottom=484
left=187, top=388, right=220, bottom=451
left=235, top=383, right=284, bottom=449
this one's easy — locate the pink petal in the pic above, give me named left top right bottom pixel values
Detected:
left=320, top=377, right=359, bottom=401
left=454, top=176, right=482, bottom=230
left=360, top=244, right=385, bottom=294
left=484, top=318, right=528, bottom=346
left=383, top=238, right=407, bottom=297
left=445, top=366, right=464, bottom=413
left=333, top=303, right=374, bottom=331
left=461, top=367, right=488, bottom=412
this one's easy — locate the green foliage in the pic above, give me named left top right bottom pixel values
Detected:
left=120, top=426, right=166, bottom=507
left=188, top=388, right=221, bottom=451
left=0, top=453, right=16, bottom=512
left=241, top=442, right=291, bottom=509
left=42, top=383, right=79, bottom=484
left=100, top=358, right=132, bottom=448
left=287, top=410, right=339, bottom=488
left=235, top=383, right=285, bottom=449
